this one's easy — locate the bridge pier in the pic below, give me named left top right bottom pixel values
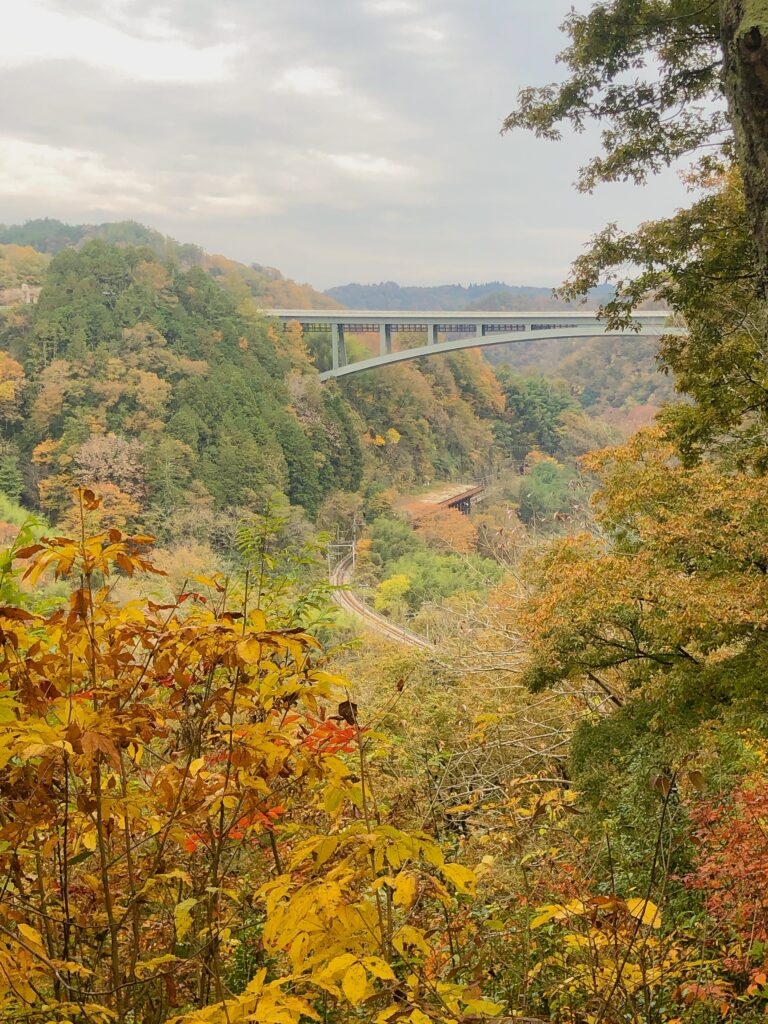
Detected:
left=426, top=323, right=437, bottom=346
left=331, top=322, right=346, bottom=370
left=379, top=323, right=392, bottom=356
left=448, top=495, right=473, bottom=515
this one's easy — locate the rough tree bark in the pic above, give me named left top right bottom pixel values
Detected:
left=720, top=0, right=768, bottom=293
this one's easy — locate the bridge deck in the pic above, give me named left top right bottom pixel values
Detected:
left=264, top=308, right=679, bottom=380
left=266, top=308, right=669, bottom=326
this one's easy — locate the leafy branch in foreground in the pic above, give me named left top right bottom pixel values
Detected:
left=504, top=0, right=768, bottom=289
left=0, top=488, right=490, bottom=1024
left=505, top=1, right=768, bottom=460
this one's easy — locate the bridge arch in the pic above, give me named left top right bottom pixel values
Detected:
left=316, top=324, right=682, bottom=381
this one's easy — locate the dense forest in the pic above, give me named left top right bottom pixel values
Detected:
left=486, top=333, right=678, bottom=428
left=4, top=2, right=768, bottom=1023
left=0, top=238, right=360, bottom=526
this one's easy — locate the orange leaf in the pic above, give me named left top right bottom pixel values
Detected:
left=14, top=544, right=44, bottom=560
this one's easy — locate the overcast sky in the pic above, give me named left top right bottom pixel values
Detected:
left=0, top=0, right=690, bottom=290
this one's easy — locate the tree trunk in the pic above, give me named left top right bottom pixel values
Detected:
left=720, top=0, right=768, bottom=293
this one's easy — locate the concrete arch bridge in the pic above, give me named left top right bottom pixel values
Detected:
left=266, top=309, right=681, bottom=381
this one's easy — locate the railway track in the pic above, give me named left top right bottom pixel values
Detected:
left=330, top=554, right=433, bottom=650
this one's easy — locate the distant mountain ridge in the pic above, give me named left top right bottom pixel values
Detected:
left=324, top=280, right=615, bottom=311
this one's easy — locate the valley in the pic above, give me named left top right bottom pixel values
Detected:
left=3, top=5, right=768, bottom=1012
left=0, top=217, right=643, bottom=641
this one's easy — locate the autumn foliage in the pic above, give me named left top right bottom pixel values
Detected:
left=686, top=774, right=768, bottom=987
left=0, top=489, right=490, bottom=1024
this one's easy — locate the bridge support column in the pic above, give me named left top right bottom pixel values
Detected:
left=476, top=324, right=485, bottom=341
left=426, top=323, right=437, bottom=346
left=340, top=329, right=347, bottom=366
left=331, top=322, right=346, bottom=370
left=379, top=323, right=392, bottom=355
left=447, top=496, right=472, bottom=515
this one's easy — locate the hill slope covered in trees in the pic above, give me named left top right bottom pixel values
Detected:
left=0, top=218, right=340, bottom=310
left=0, top=223, right=528, bottom=538
left=0, top=240, right=362, bottom=530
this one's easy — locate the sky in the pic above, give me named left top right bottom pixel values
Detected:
left=0, top=0, right=691, bottom=290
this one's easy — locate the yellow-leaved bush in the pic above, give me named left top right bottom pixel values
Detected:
left=0, top=490, right=489, bottom=1024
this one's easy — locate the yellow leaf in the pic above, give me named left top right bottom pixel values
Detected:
left=174, top=898, right=197, bottom=940
left=193, top=574, right=220, bottom=588
left=189, top=757, right=205, bottom=777
left=162, top=868, right=193, bottom=886
left=531, top=906, right=560, bottom=928
left=420, top=838, right=444, bottom=868
left=248, top=609, right=267, bottom=631
left=394, top=925, right=431, bottom=956
left=134, top=954, right=179, bottom=979
left=18, top=923, right=46, bottom=952
left=324, top=786, right=345, bottom=815
left=363, top=956, right=396, bottom=981
left=626, top=898, right=662, bottom=929
left=314, top=836, right=338, bottom=868
left=530, top=903, right=575, bottom=928
left=392, top=871, right=418, bottom=909
left=237, top=636, right=262, bottom=663
left=23, top=551, right=57, bottom=588
left=441, top=862, right=476, bottom=895
left=127, top=741, right=144, bottom=765
left=49, top=958, right=92, bottom=977
left=463, top=998, right=505, bottom=1014
left=409, top=1010, right=431, bottom=1024
left=324, top=953, right=357, bottom=978
left=342, top=961, right=368, bottom=1005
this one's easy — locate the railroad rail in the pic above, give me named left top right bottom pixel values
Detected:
left=330, top=553, right=432, bottom=650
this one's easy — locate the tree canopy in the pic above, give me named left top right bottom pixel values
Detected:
left=505, top=0, right=768, bottom=463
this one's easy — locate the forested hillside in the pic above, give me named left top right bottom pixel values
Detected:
left=326, top=278, right=671, bottom=430
left=0, top=244, right=48, bottom=290
left=0, top=227, right=539, bottom=542
left=0, top=218, right=664, bottom=526
left=0, top=239, right=362, bottom=529
left=486, top=333, right=677, bottom=427
left=0, top=218, right=339, bottom=309
left=339, top=348, right=506, bottom=484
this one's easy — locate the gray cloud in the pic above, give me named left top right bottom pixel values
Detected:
left=0, top=0, right=689, bottom=289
